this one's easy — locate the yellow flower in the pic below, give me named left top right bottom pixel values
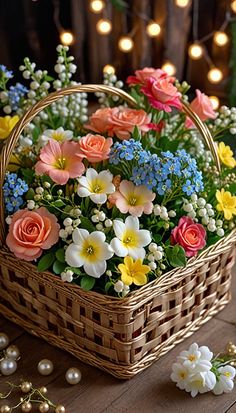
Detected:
left=216, top=189, right=236, bottom=220
left=0, top=115, right=19, bottom=140
left=218, top=142, right=236, bottom=168
left=118, top=256, right=150, bottom=286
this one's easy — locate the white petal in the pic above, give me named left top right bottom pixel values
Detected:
left=86, top=168, right=98, bottom=183
left=90, top=193, right=107, bottom=204
left=138, top=229, right=152, bottom=247
left=110, top=238, right=128, bottom=257
left=113, top=219, right=125, bottom=238
left=77, top=187, right=91, bottom=197
left=125, top=215, right=139, bottom=230
left=101, top=243, right=114, bottom=260
left=65, top=244, right=84, bottom=267
left=88, top=231, right=106, bottom=243
left=127, top=246, right=145, bottom=260
left=84, top=260, right=106, bottom=278
left=78, top=176, right=89, bottom=188
left=99, top=170, right=113, bottom=182
left=105, top=182, right=115, bottom=194
left=72, top=228, right=89, bottom=244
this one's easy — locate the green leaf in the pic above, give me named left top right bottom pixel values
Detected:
left=152, top=233, right=162, bottom=244
left=53, top=260, right=66, bottom=274
left=37, top=252, right=55, bottom=272
left=80, top=216, right=95, bottom=233
left=32, top=126, right=41, bottom=144
left=22, top=168, right=35, bottom=184
left=53, top=199, right=65, bottom=207
left=25, top=188, right=35, bottom=200
left=55, top=248, right=66, bottom=263
left=80, top=276, right=95, bottom=291
left=44, top=75, right=54, bottom=82
left=105, top=281, right=113, bottom=293
left=67, top=267, right=82, bottom=275
left=166, top=245, right=186, bottom=268
left=228, top=182, right=236, bottom=195
left=132, top=125, right=141, bottom=141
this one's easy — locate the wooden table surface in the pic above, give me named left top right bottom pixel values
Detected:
left=0, top=269, right=236, bottom=413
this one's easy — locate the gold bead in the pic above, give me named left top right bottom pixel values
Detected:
left=230, top=360, right=236, bottom=367
left=21, top=402, right=32, bottom=412
left=39, top=386, right=48, bottom=395
left=55, top=406, right=66, bottom=413
left=39, top=402, right=50, bottom=413
left=226, top=341, right=236, bottom=355
left=0, top=406, right=12, bottom=413
left=21, top=381, right=32, bottom=393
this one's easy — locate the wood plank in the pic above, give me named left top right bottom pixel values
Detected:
left=216, top=266, right=236, bottom=325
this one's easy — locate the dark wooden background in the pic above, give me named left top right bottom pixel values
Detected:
left=0, top=0, right=232, bottom=101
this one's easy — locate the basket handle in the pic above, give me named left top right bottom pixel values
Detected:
left=0, top=84, right=220, bottom=245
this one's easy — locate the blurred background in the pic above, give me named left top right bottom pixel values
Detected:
left=1, top=0, right=236, bottom=108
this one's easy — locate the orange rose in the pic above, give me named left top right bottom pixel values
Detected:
left=6, top=207, right=60, bottom=261
left=85, top=107, right=118, bottom=135
left=110, top=108, right=151, bottom=140
left=78, top=134, right=113, bottom=163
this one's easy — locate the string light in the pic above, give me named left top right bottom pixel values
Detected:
left=96, top=19, right=112, bottom=35
left=146, top=21, right=161, bottom=37
left=175, top=0, right=190, bottom=7
left=103, top=64, right=116, bottom=74
left=161, top=62, right=176, bottom=76
left=188, top=43, right=203, bottom=59
left=231, top=0, right=236, bottom=13
left=209, top=96, right=220, bottom=110
left=89, top=0, right=105, bottom=13
left=60, top=31, right=74, bottom=46
left=118, top=36, right=134, bottom=52
left=207, top=67, right=223, bottom=83
left=213, top=31, right=229, bottom=47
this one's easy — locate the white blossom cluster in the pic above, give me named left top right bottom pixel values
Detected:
left=211, top=105, right=236, bottom=135
left=153, top=204, right=176, bottom=230
left=91, top=208, right=113, bottom=231
left=113, top=279, right=130, bottom=297
left=147, top=243, right=165, bottom=274
left=96, top=73, right=124, bottom=107
left=182, top=194, right=224, bottom=236
left=59, top=215, right=81, bottom=241
left=188, top=130, right=212, bottom=166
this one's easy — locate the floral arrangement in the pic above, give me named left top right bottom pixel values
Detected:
left=171, top=342, right=236, bottom=397
left=0, top=45, right=236, bottom=296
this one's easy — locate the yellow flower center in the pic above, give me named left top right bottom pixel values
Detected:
left=224, top=372, right=231, bottom=377
left=180, top=372, right=187, bottom=379
left=128, top=196, right=137, bottom=206
left=81, top=240, right=101, bottom=262
left=86, top=245, right=94, bottom=255
left=122, top=230, right=138, bottom=248
left=90, top=179, right=105, bottom=194
left=188, top=354, right=197, bottom=362
left=52, top=132, right=65, bottom=142
left=55, top=157, right=66, bottom=169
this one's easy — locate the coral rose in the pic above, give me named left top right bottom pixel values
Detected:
left=127, top=67, right=171, bottom=86
left=6, top=207, right=60, bottom=261
left=141, top=77, right=182, bottom=112
left=85, top=107, right=118, bottom=135
left=171, top=216, right=206, bottom=257
left=185, top=89, right=217, bottom=128
left=78, top=134, right=113, bottom=163
left=110, top=108, right=151, bottom=140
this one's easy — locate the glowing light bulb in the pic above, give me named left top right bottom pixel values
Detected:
left=175, top=0, right=189, bottom=7
left=60, top=31, right=74, bottom=46
left=90, top=0, right=105, bottom=13
left=161, top=62, right=176, bottom=76
left=213, top=31, right=229, bottom=47
left=209, top=96, right=220, bottom=110
left=231, top=0, right=236, bottom=13
left=207, top=68, right=223, bottom=84
left=103, top=64, right=116, bottom=75
left=188, top=43, right=203, bottom=60
left=96, top=19, right=112, bottom=35
left=118, top=36, right=134, bottom=52
left=146, top=22, right=161, bottom=37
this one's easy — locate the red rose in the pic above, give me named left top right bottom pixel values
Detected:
left=171, top=216, right=206, bottom=257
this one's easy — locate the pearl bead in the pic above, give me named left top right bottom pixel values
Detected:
left=39, top=402, right=50, bottom=412
left=20, top=381, right=32, bottom=393
left=65, top=367, right=81, bottom=385
left=39, top=386, right=48, bottom=395
left=0, top=406, right=12, bottom=413
left=37, top=359, right=54, bottom=376
left=55, top=406, right=66, bottom=413
left=21, top=402, right=32, bottom=412
left=0, top=333, right=9, bottom=350
left=5, top=345, right=20, bottom=360
left=0, top=358, right=17, bottom=375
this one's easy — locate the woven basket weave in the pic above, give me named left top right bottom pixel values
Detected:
left=0, top=85, right=235, bottom=379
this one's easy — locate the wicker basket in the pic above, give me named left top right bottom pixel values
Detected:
left=0, top=85, right=235, bottom=379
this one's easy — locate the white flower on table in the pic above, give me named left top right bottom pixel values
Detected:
left=177, top=343, right=213, bottom=371
left=171, top=363, right=190, bottom=390
left=110, top=216, right=151, bottom=260
left=212, top=366, right=236, bottom=395
left=185, top=370, right=216, bottom=397
left=77, top=168, right=115, bottom=204
left=65, top=228, right=113, bottom=278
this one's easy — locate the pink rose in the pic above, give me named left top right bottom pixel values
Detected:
left=110, top=108, right=151, bottom=140
left=6, top=207, right=60, bottom=261
left=171, top=216, right=206, bottom=257
left=84, top=108, right=118, bottom=135
left=185, top=89, right=217, bottom=128
left=141, top=77, right=182, bottom=112
left=78, top=134, right=113, bottom=163
left=127, top=67, right=171, bottom=85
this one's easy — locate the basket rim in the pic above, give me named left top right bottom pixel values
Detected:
left=1, top=228, right=236, bottom=306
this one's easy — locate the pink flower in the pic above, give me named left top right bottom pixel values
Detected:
left=108, top=180, right=156, bottom=217
left=185, top=89, right=217, bottom=128
left=109, top=108, right=151, bottom=140
left=171, top=216, right=206, bottom=257
left=85, top=107, right=118, bottom=135
left=78, top=134, right=113, bottom=163
left=6, top=207, right=60, bottom=261
left=147, top=120, right=165, bottom=133
left=127, top=67, right=172, bottom=86
left=141, top=77, right=182, bottom=112
left=35, top=139, right=85, bottom=185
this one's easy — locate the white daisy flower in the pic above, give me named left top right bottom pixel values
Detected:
left=177, top=343, right=213, bottom=372
left=38, top=127, right=73, bottom=148
left=77, top=168, right=115, bottom=204
left=65, top=228, right=113, bottom=278
left=212, top=365, right=236, bottom=395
